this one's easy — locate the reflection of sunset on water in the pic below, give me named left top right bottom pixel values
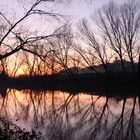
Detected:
left=0, top=89, right=140, bottom=139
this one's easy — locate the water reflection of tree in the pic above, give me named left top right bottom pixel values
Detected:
left=108, top=97, right=139, bottom=140
left=0, top=88, right=9, bottom=118
left=0, top=90, right=140, bottom=140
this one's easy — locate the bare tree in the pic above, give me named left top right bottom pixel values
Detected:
left=78, top=19, right=113, bottom=74
left=69, top=53, right=81, bottom=74
left=120, top=0, right=140, bottom=73
left=0, top=0, right=67, bottom=61
left=9, top=53, right=25, bottom=77
left=97, top=0, right=140, bottom=73
left=72, top=44, right=99, bottom=74
left=23, top=51, right=36, bottom=77
left=47, top=24, right=74, bottom=76
left=45, top=47, right=59, bottom=75
left=97, top=1, right=126, bottom=72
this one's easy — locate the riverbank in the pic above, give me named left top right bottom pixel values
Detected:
left=0, top=72, right=139, bottom=96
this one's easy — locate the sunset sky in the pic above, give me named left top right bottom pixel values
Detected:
left=0, top=0, right=128, bottom=76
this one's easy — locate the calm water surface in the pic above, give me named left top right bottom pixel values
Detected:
left=0, top=89, right=140, bottom=140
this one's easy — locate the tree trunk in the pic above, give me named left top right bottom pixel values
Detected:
left=120, top=55, right=125, bottom=73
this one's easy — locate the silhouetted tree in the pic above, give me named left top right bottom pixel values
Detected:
left=79, top=19, right=113, bottom=74
left=97, top=1, right=126, bottom=72
left=0, top=0, right=68, bottom=60
left=97, top=0, right=140, bottom=73
left=72, top=44, right=98, bottom=74
left=47, top=24, right=74, bottom=76
left=120, top=0, right=140, bottom=73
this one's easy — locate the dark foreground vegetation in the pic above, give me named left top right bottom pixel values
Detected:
left=0, top=117, right=43, bottom=140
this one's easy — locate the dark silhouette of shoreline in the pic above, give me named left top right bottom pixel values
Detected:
left=0, top=72, right=139, bottom=97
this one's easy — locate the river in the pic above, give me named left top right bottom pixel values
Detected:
left=0, top=88, right=140, bottom=140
